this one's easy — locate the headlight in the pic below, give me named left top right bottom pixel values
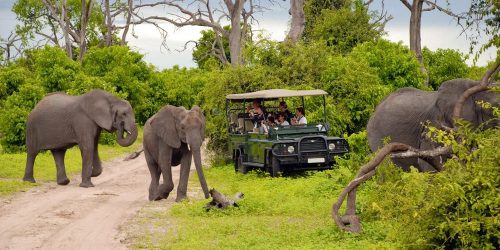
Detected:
left=328, top=143, right=336, bottom=151
left=287, top=145, right=295, bottom=154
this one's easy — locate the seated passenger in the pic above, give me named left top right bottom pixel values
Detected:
left=276, top=112, right=290, bottom=126
left=262, top=115, right=276, bottom=134
left=291, top=107, right=307, bottom=125
left=249, top=99, right=265, bottom=128
left=279, top=101, right=293, bottom=123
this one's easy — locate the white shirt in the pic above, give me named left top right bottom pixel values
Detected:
left=278, top=120, right=290, bottom=126
left=297, top=116, right=307, bottom=125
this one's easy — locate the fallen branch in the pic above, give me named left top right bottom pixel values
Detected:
left=204, top=189, right=244, bottom=210
left=124, top=145, right=144, bottom=161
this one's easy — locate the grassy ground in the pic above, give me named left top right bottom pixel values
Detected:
left=128, top=164, right=403, bottom=249
left=0, top=130, right=143, bottom=196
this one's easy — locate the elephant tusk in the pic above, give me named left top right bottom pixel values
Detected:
left=125, top=130, right=131, bottom=135
left=187, top=144, right=191, bottom=151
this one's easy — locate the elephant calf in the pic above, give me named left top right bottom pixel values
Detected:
left=143, top=105, right=210, bottom=202
left=23, top=89, right=138, bottom=187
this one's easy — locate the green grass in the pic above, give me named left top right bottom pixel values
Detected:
left=0, top=129, right=143, bottom=196
left=129, top=165, right=403, bottom=249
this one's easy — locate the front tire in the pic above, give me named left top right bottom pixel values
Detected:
left=236, top=154, right=250, bottom=174
left=268, top=156, right=281, bottom=177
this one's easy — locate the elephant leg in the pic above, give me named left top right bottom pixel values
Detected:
left=176, top=150, right=192, bottom=202
left=91, top=140, right=103, bottom=177
left=145, top=150, right=161, bottom=201
left=79, top=144, right=95, bottom=188
left=51, top=149, right=70, bottom=185
left=158, top=147, right=174, bottom=199
left=23, top=148, right=38, bottom=183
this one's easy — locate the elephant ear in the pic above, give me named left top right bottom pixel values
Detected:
left=81, top=90, right=114, bottom=130
left=192, top=106, right=206, bottom=141
left=151, top=105, right=181, bottom=148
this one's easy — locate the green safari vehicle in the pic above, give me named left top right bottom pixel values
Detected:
left=226, top=89, right=349, bottom=176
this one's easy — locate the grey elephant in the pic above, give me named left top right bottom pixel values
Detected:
left=23, top=89, right=138, bottom=187
left=143, top=105, right=210, bottom=202
left=367, top=79, right=498, bottom=171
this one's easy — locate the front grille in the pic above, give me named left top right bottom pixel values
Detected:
left=300, top=137, right=326, bottom=151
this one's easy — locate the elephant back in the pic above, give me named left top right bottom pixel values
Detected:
left=367, top=87, right=436, bottom=152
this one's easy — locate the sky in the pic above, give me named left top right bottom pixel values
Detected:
left=0, top=0, right=497, bottom=70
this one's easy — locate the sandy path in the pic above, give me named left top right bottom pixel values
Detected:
left=0, top=150, right=206, bottom=250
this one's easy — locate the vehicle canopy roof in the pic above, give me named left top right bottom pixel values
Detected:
left=226, top=89, right=327, bottom=101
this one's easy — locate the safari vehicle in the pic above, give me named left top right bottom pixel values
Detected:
left=226, top=89, right=349, bottom=176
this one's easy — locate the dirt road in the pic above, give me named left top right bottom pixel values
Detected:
left=0, top=151, right=205, bottom=250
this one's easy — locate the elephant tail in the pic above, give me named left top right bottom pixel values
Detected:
left=124, top=147, right=144, bottom=161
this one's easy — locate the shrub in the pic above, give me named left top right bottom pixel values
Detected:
left=0, top=83, right=45, bottom=152
left=423, top=47, right=468, bottom=90
left=321, top=55, right=391, bottom=134
left=350, top=39, right=426, bottom=89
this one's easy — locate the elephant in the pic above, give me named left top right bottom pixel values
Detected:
left=23, top=89, right=138, bottom=187
left=143, top=105, right=210, bottom=202
left=367, top=79, right=498, bottom=172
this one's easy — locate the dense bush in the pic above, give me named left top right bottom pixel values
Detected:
left=321, top=55, right=391, bottom=134
left=0, top=83, right=45, bottom=152
left=423, top=47, right=469, bottom=89
left=361, top=119, right=500, bottom=248
left=350, top=39, right=426, bottom=89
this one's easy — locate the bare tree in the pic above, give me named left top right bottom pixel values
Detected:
left=287, top=0, right=305, bottom=43
left=0, top=32, right=23, bottom=64
left=79, top=0, right=94, bottom=61
left=126, top=0, right=265, bottom=66
left=399, top=0, right=463, bottom=86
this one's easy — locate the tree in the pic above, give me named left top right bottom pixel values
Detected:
left=287, top=0, right=306, bottom=43
left=128, top=0, right=264, bottom=66
left=309, top=2, right=384, bottom=54
left=192, top=28, right=231, bottom=69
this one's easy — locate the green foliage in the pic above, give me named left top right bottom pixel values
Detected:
left=321, top=55, right=391, bottom=134
left=423, top=47, right=469, bottom=89
left=26, top=46, right=80, bottom=92
left=310, top=2, right=382, bottom=54
left=0, top=83, right=45, bottom=152
left=139, top=66, right=208, bottom=123
left=350, top=39, right=426, bottom=89
left=303, top=0, right=350, bottom=40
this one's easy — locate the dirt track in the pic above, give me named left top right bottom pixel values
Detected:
left=0, top=150, right=205, bottom=249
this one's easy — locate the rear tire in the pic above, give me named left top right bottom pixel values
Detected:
left=236, top=154, right=250, bottom=174
left=269, top=156, right=281, bottom=177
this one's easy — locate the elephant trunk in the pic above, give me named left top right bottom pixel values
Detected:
left=116, top=122, right=138, bottom=147
left=193, top=149, right=210, bottom=199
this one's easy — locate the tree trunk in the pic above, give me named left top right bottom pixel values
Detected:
left=61, top=0, right=72, bottom=58
left=104, top=0, right=112, bottom=46
left=121, top=0, right=133, bottom=45
left=287, top=0, right=305, bottom=43
left=79, top=0, right=94, bottom=62
left=228, top=0, right=245, bottom=66
left=409, top=0, right=428, bottom=86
